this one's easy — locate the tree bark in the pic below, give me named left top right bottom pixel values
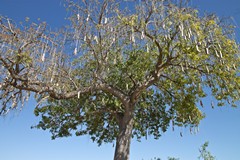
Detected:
left=114, top=112, right=134, bottom=160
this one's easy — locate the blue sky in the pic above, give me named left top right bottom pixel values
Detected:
left=0, top=0, right=240, bottom=160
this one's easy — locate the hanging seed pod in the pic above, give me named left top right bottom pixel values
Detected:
left=164, top=35, right=168, bottom=41
left=168, top=34, right=171, bottom=40
left=200, top=100, right=204, bottom=107
left=86, top=13, right=90, bottom=22
left=218, top=43, right=222, bottom=49
left=94, top=36, right=98, bottom=44
left=77, top=14, right=80, bottom=21
left=74, top=48, right=77, bottom=55
left=211, top=101, right=214, bottom=109
left=11, top=94, right=17, bottom=109
left=84, top=35, right=86, bottom=42
left=215, top=50, right=219, bottom=57
left=162, top=23, right=166, bottom=29
left=189, top=115, right=192, bottom=122
left=41, top=53, right=45, bottom=62
left=227, top=99, right=231, bottom=104
left=181, top=65, right=185, bottom=72
left=190, top=127, right=193, bottom=134
left=179, top=24, right=184, bottom=37
left=198, top=85, right=202, bottom=92
left=226, top=66, right=230, bottom=71
left=131, top=26, right=135, bottom=43
left=220, top=60, right=225, bottom=65
left=104, top=17, right=108, bottom=24
left=187, top=31, right=191, bottom=39
left=189, top=28, right=192, bottom=36
left=206, top=66, right=209, bottom=74
left=180, top=132, right=183, bottom=137
left=196, top=45, right=200, bottom=52
left=131, top=34, right=135, bottom=43
left=205, top=47, right=209, bottom=54
left=172, top=119, right=175, bottom=125
left=78, top=91, right=80, bottom=99
left=233, top=64, right=236, bottom=70
left=50, top=76, right=54, bottom=83
left=11, top=101, right=17, bottom=109
left=146, top=44, right=149, bottom=53
left=219, top=51, right=223, bottom=58
left=141, top=31, right=145, bottom=39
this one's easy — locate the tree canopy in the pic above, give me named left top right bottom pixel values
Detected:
left=0, top=0, right=239, bottom=160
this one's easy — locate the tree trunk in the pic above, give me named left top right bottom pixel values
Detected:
left=114, top=112, right=134, bottom=160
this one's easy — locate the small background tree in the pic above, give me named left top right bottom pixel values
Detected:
left=148, top=142, right=215, bottom=160
left=198, top=142, right=216, bottom=160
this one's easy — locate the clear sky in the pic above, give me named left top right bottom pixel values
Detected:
left=0, top=0, right=240, bottom=160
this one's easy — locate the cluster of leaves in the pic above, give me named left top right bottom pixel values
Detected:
left=34, top=92, right=119, bottom=145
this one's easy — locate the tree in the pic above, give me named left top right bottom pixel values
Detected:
left=0, top=0, right=239, bottom=160
left=198, top=142, right=216, bottom=160
left=148, top=141, right=214, bottom=160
